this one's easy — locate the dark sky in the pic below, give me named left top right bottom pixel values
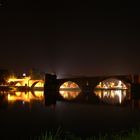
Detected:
left=0, top=0, right=140, bottom=77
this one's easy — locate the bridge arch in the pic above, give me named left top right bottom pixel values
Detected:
left=59, top=81, right=81, bottom=100
left=92, top=76, right=131, bottom=90
left=9, top=81, right=23, bottom=86
left=31, top=81, right=44, bottom=88
left=58, top=79, right=84, bottom=90
left=60, top=81, right=81, bottom=89
left=15, top=82, right=22, bottom=86
left=57, top=75, right=132, bottom=98
left=93, top=77, right=130, bottom=104
left=94, top=78, right=128, bottom=90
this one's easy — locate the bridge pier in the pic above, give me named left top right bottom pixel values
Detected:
left=82, top=81, right=92, bottom=96
left=131, top=75, right=140, bottom=99
left=44, top=74, right=58, bottom=92
left=44, top=74, right=59, bottom=105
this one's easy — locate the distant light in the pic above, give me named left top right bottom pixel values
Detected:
left=23, top=73, right=26, bottom=77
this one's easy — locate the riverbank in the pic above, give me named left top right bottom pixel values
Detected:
left=37, top=128, right=140, bottom=140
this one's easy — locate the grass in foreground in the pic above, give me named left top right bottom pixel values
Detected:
left=34, top=128, right=140, bottom=140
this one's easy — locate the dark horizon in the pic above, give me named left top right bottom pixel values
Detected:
left=0, top=1, right=140, bottom=78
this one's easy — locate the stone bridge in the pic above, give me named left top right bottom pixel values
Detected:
left=57, top=75, right=133, bottom=91
left=8, top=77, right=44, bottom=88
left=44, top=74, right=140, bottom=92
left=44, top=74, right=140, bottom=102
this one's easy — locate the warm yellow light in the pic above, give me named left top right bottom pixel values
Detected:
left=34, top=82, right=44, bottom=87
left=59, top=91, right=80, bottom=100
left=94, top=89, right=127, bottom=104
left=7, top=77, right=45, bottom=87
left=59, top=81, right=81, bottom=100
left=15, top=92, right=21, bottom=96
left=34, top=91, right=44, bottom=98
left=60, top=81, right=80, bottom=89
left=7, top=91, right=44, bottom=103
left=95, top=79, right=128, bottom=90
left=15, top=83, right=22, bottom=86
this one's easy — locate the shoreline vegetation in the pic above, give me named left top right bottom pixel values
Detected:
left=34, top=127, right=140, bottom=140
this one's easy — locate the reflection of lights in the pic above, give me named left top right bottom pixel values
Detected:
left=94, top=89, right=127, bottom=104
left=34, top=91, right=44, bottom=98
left=8, top=94, right=15, bottom=102
left=8, top=91, right=44, bottom=103
left=59, top=81, right=81, bottom=100
left=15, top=92, right=21, bottom=97
left=59, top=90, right=81, bottom=100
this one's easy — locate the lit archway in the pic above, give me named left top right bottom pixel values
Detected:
left=15, top=82, right=22, bottom=86
left=59, top=81, right=81, bottom=100
left=33, top=81, right=44, bottom=87
left=31, top=81, right=44, bottom=88
left=94, top=78, right=129, bottom=104
left=95, top=78, right=128, bottom=90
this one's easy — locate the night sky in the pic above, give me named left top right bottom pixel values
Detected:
left=0, top=0, right=140, bottom=77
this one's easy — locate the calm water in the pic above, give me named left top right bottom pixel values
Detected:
left=0, top=89, right=140, bottom=140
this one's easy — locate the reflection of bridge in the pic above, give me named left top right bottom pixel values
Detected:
left=0, top=90, right=44, bottom=105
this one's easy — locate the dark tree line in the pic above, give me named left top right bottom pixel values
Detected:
left=0, top=69, right=13, bottom=85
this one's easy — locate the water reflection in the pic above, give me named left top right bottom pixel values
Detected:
left=59, top=81, right=81, bottom=100
left=59, top=90, right=81, bottom=100
left=44, top=91, right=57, bottom=107
left=0, top=91, right=8, bottom=109
left=94, top=89, right=128, bottom=104
left=0, top=91, right=44, bottom=106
